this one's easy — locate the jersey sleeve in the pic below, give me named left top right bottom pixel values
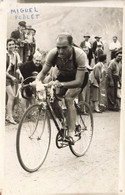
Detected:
left=76, top=49, right=87, bottom=71
left=45, top=48, right=57, bottom=67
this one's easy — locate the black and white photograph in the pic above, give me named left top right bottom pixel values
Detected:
left=0, top=1, right=125, bottom=195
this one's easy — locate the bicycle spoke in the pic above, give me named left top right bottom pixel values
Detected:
left=16, top=104, right=51, bottom=172
left=69, top=102, right=93, bottom=157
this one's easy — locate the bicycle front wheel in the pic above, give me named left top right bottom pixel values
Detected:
left=16, top=104, right=51, bottom=172
left=69, top=101, right=93, bottom=157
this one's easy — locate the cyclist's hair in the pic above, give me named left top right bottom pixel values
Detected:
left=98, top=54, right=107, bottom=62
left=57, top=33, right=73, bottom=45
left=6, top=38, right=15, bottom=49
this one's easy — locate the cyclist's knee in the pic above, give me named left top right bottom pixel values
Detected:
left=65, top=96, right=74, bottom=107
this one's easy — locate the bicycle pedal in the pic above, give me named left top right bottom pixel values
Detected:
left=65, top=136, right=75, bottom=145
left=61, top=142, right=69, bottom=147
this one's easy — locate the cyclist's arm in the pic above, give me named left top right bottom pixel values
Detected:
left=61, top=70, right=87, bottom=88
left=36, top=64, right=51, bottom=82
left=36, top=48, right=57, bottom=82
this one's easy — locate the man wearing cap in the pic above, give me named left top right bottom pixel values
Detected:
left=29, top=27, right=36, bottom=60
left=80, top=35, right=93, bottom=65
left=24, top=25, right=36, bottom=62
left=109, top=36, right=121, bottom=60
left=11, top=21, right=26, bottom=62
left=92, top=36, right=104, bottom=64
left=11, top=21, right=26, bottom=40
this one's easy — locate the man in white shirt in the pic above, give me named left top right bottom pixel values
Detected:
left=109, top=36, right=121, bottom=59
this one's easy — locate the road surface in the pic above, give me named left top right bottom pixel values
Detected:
left=3, top=110, right=120, bottom=195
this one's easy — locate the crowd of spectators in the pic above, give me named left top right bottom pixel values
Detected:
left=80, top=35, right=122, bottom=113
left=6, top=21, right=46, bottom=124
left=6, top=21, right=122, bottom=124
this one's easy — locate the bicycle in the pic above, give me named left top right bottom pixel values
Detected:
left=16, top=82, right=94, bottom=173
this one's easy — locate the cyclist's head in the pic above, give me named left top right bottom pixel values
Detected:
left=56, top=33, right=73, bottom=59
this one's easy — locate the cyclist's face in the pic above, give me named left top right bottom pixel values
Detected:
left=56, top=37, right=72, bottom=59
left=7, top=41, right=15, bottom=52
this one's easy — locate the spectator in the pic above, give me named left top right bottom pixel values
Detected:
left=92, top=36, right=104, bottom=64
left=109, top=36, right=121, bottom=60
left=14, top=41, right=20, bottom=55
left=95, top=43, right=104, bottom=64
left=11, top=21, right=26, bottom=62
left=89, top=54, right=107, bottom=113
left=106, top=50, right=122, bottom=111
left=80, top=35, right=93, bottom=65
left=6, top=38, right=22, bottom=124
left=30, top=28, right=36, bottom=60
left=78, top=46, right=93, bottom=113
left=19, top=51, right=44, bottom=110
left=24, top=25, right=36, bottom=62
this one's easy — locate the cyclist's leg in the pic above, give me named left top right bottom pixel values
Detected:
left=64, top=88, right=81, bottom=135
left=50, top=87, right=67, bottom=124
left=50, top=98, right=64, bottom=120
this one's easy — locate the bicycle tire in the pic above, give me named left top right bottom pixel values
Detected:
left=69, top=101, right=93, bottom=157
left=16, top=104, right=51, bottom=173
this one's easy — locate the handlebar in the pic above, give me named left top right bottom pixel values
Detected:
left=20, top=76, right=60, bottom=102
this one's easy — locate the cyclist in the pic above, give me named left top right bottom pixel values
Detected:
left=32, top=33, right=88, bottom=142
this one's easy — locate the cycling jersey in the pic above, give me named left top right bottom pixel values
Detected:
left=45, top=46, right=87, bottom=82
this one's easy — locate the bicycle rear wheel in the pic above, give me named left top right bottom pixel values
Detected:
left=16, top=104, right=51, bottom=172
left=69, top=101, right=93, bottom=157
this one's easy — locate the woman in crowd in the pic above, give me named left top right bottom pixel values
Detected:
left=6, top=38, right=22, bottom=124
left=89, top=54, right=107, bottom=113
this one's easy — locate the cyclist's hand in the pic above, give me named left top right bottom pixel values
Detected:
left=36, top=81, right=45, bottom=92
left=48, top=80, right=63, bottom=88
left=53, top=80, right=64, bottom=88
left=29, top=80, right=38, bottom=88
left=47, top=81, right=56, bottom=88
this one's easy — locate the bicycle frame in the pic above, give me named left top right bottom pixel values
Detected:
left=44, top=87, right=64, bottom=133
